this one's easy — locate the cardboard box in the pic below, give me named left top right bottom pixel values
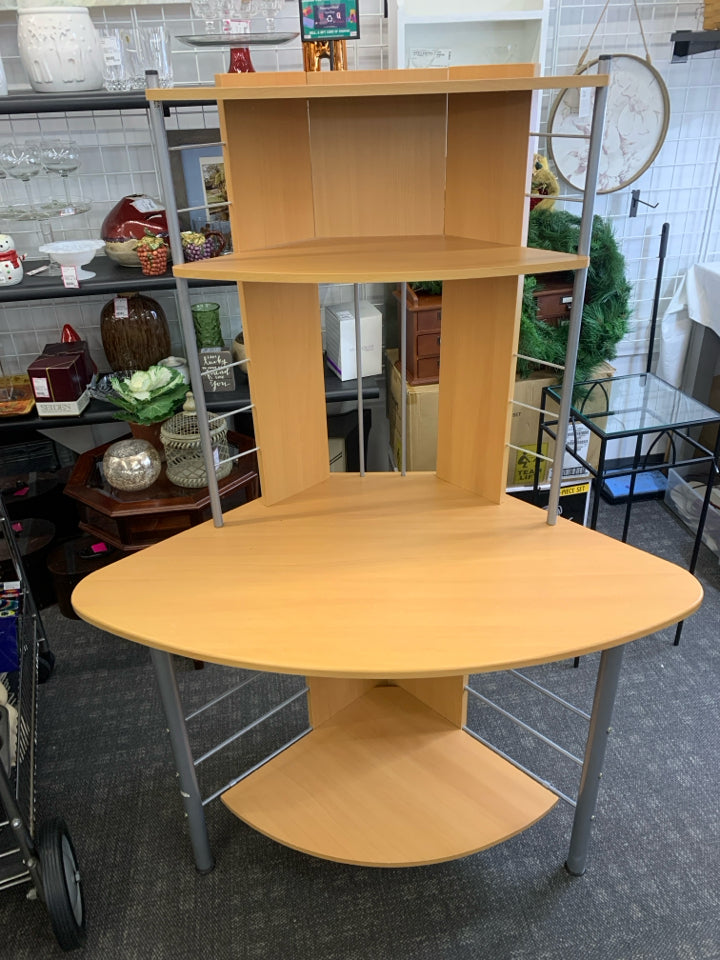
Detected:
left=508, top=480, right=591, bottom=527
left=508, top=362, right=615, bottom=487
left=386, top=348, right=614, bottom=482
left=387, top=351, right=439, bottom=471
left=325, top=299, right=382, bottom=381
left=27, top=351, right=87, bottom=405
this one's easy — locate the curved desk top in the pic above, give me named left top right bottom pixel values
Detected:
left=72, top=473, right=702, bottom=678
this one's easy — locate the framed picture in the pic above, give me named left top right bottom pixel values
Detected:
left=167, top=129, right=231, bottom=249
left=299, top=0, right=360, bottom=42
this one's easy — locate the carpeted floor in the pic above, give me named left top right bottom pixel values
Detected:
left=1, top=495, right=719, bottom=960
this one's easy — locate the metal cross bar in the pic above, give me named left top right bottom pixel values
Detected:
left=515, top=354, right=566, bottom=371
left=507, top=443, right=554, bottom=464
left=208, top=403, right=253, bottom=424
left=529, top=131, right=591, bottom=140
left=184, top=672, right=261, bottom=722
left=168, top=141, right=225, bottom=152
left=202, top=727, right=312, bottom=806
left=193, top=687, right=309, bottom=767
left=216, top=445, right=260, bottom=468
left=509, top=670, right=591, bottom=720
left=465, top=686, right=584, bottom=766
left=463, top=726, right=577, bottom=807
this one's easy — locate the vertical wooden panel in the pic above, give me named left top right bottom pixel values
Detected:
left=307, top=678, right=381, bottom=727
left=309, top=96, right=447, bottom=238
left=436, top=277, right=523, bottom=502
left=396, top=676, right=468, bottom=728
left=239, top=282, right=329, bottom=505
left=445, top=91, right=533, bottom=245
left=219, top=99, right=316, bottom=252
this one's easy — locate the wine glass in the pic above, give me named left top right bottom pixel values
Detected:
left=258, top=0, right=283, bottom=32
left=191, top=0, right=224, bottom=34
left=37, top=138, right=90, bottom=216
left=0, top=141, right=43, bottom=218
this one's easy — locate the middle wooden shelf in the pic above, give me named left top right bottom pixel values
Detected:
left=173, top=236, right=588, bottom=284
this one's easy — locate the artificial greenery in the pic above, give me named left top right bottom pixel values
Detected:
left=409, top=208, right=631, bottom=383
left=518, top=208, right=632, bottom=382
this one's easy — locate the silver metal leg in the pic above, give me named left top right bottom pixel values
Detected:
left=565, top=644, right=625, bottom=875
left=149, top=649, right=215, bottom=873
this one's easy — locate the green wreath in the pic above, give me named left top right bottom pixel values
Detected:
left=517, top=208, right=631, bottom=382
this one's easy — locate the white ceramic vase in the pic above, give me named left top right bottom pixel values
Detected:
left=17, top=6, right=104, bottom=93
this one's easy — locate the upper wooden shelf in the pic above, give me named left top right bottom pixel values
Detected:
left=72, top=473, right=702, bottom=678
left=146, top=68, right=608, bottom=103
left=173, top=236, right=588, bottom=284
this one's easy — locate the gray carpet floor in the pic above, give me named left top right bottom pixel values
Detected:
left=1, top=496, right=719, bottom=959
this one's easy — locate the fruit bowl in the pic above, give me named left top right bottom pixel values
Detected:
left=38, top=239, right=105, bottom=279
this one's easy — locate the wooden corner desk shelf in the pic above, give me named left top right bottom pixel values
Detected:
left=73, top=67, right=702, bottom=871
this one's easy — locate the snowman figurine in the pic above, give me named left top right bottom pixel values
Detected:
left=0, top=233, right=25, bottom=286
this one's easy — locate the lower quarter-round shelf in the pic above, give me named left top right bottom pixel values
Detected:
left=221, top=685, right=557, bottom=867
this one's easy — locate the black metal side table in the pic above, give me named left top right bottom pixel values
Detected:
left=536, top=372, right=720, bottom=645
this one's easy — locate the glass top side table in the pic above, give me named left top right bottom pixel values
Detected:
left=540, top=372, right=720, bottom=646
left=546, top=372, right=720, bottom=439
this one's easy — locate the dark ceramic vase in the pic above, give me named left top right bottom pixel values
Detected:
left=100, top=292, right=171, bottom=372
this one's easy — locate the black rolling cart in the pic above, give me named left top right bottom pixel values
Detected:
left=0, top=497, right=86, bottom=951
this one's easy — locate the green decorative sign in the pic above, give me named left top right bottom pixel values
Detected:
left=299, top=0, right=360, bottom=41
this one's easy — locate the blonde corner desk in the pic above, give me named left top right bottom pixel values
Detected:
left=72, top=66, right=702, bottom=878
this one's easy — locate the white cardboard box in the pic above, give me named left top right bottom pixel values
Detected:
left=325, top=300, right=382, bottom=381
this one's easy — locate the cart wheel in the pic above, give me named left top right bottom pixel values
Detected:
left=37, top=653, right=55, bottom=684
left=37, top=818, right=87, bottom=951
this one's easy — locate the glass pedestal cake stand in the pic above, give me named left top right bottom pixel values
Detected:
left=177, top=31, right=299, bottom=73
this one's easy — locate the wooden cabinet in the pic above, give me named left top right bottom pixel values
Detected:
left=394, top=286, right=442, bottom=383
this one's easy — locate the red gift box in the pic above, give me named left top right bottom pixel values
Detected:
left=40, top=341, right=95, bottom=386
left=27, top=352, right=87, bottom=403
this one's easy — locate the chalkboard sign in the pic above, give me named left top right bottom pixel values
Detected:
left=299, top=0, right=360, bottom=41
left=199, top=348, right=235, bottom=393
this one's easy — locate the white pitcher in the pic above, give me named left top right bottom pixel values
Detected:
left=17, top=6, right=104, bottom=93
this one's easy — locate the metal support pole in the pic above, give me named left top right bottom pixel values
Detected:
left=547, top=57, right=611, bottom=524
left=353, top=283, right=366, bottom=476
left=565, top=643, right=625, bottom=875
left=149, top=649, right=214, bottom=873
left=400, top=281, right=408, bottom=476
left=145, top=72, right=224, bottom=527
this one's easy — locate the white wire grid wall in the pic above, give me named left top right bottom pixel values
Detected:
left=0, top=0, right=718, bottom=385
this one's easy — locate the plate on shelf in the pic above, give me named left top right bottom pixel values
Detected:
left=177, top=32, right=298, bottom=47
left=38, top=197, right=93, bottom=218
left=88, top=371, right=138, bottom=405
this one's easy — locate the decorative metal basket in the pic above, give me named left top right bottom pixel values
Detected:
left=160, top=392, right=232, bottom=488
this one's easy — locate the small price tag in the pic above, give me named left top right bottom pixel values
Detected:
left=61, top=265, right=79, bottom=288
left=100, top=35, right=122, bottom=67
left=91, top=542, right=108, bottom=554
left=223, top=18, right=250, bottom=33
left=32, top=377, right=50, bottom=399
left=113, top=296, right=129, bottom=319
left=578, top=87, right=594, bottom=120
left=131, top=197, right=163, bottom=214
left=408, top=48, right=452, bottom=68
left=13, top=486, right=29, bottom=497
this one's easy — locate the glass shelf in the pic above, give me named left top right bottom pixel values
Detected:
left=547, top=372, right=720, bottom=440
